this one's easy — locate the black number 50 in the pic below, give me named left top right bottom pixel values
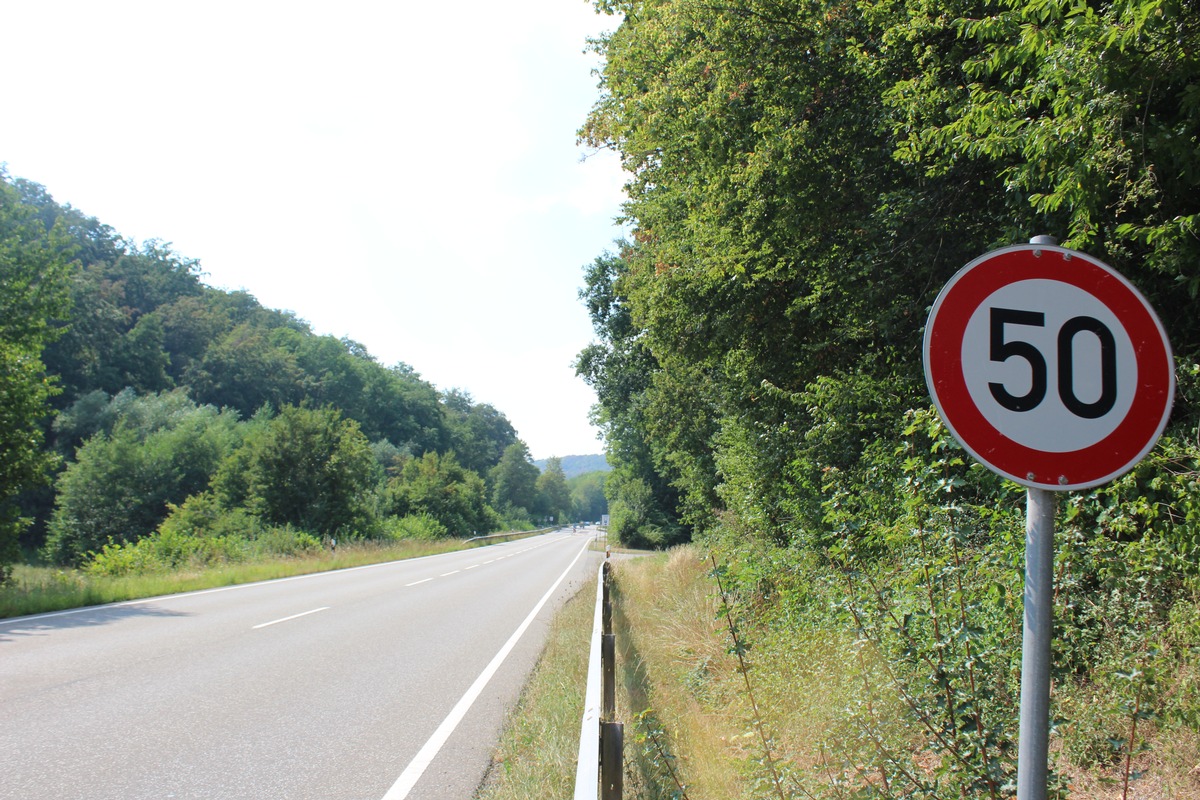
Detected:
left=988, top=307, right=1118, bottom=419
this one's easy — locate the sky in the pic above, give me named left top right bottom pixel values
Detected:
left=1, top=0, right=627, bottom=460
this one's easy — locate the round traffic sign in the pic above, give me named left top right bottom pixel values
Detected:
left=923, top=244, right=1174, bottom=490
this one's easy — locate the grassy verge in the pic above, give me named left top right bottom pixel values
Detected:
left=606, top=545, right=1200, bottom=800
left=1, top=538, right=472, bottom=619
left=609, top=548, right=741, bottom=798
left=476, top=570, right=598, bottom=800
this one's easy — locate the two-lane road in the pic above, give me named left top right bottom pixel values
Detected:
left=1, top=530, right=601, bottom=799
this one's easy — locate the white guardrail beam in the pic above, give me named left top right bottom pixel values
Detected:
left=574, top=556, right=606, bottom=799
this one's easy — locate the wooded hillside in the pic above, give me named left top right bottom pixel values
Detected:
left=0, top=170, right=590, bottom=578
left=576, top=0, right=1200, bottom=795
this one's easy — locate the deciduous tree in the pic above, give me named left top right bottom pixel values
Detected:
left=0, top=173, right=74, bottom=577
left=231, top=405, right=378, bottom=537
left=535, top=457, right=572, bottom=523
left=44, top=392, right=241, bottom=565
left=488, top=442, right=540, bottom=519
left=385, top=451, right=493, bottom=536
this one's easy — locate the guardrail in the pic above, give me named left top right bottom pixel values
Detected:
left=575, top=556, right=623, bottom=799
left=463, top=526, right=557, bottom=544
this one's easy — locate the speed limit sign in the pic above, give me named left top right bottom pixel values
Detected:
left=924, top=243, right=1174, bottom=490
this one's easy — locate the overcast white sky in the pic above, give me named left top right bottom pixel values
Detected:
left=1, top=0, right=626, bottom=460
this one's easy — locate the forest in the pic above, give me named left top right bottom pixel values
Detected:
left=0, top=170, right=606, bottom=582
left=575, top=0, right=1200, bottom=795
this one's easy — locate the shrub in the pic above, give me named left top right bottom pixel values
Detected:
left=385, top=451, right=494, bottom=536
left=250, top=526, right=322, bottom=557
left=384, top=513, right=449, bottom=541
left=218, top=405, right=379, bottom=536
left=45, top=394, right=240, bottom=565
left=84, top=539, right=164, bottom=577
left=158, top=491, right=261, bottom=541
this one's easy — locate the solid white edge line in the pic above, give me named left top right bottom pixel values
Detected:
left=252, top=606, right=330, bottom=630
left=381, top=537, right=593, bottom=800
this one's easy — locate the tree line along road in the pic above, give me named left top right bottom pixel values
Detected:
left=0, top=529, right=601, bottom=800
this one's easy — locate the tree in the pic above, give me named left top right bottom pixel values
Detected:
left=576, top=248, right=688, bottom=544
left=1, top=167, right=554, bottom=570
left=569, top=471, right=608, bottom=523
left=0, top=172, right=74, bottom=577
left=224, top=405, right=378, bottom=536
left=186, top=323, right=305, bottom=415
left=155, top=292, right=233, bottom=383
left=384, top=451, right=493, bottom=536
left=575, top=2, right=1200, bottom=788
left=31, top=219, right=202, bottom=403
left=357, top=363, right=448, bottom=455
left=888, top=0, right=1200, bottom=356
left=442, top=389, right=519, bottom=476
left=535, top=457, right=572, bottom=523
left=488, top=442, right=540, bottom=519
left=43, top=391, right=241, bottom=565
left=577, top=0, right=1028, bottom=542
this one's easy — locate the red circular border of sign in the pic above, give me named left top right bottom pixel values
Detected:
left=924, top=245, right=1174, bottom=490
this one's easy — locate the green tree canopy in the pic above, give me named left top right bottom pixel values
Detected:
left=44, top=391, right=241, bottom=565
left=489, top=442, right=540, bottom=518
left=573, top=3, right=1200, bottom=788
left=384, top=451, right=494, bottom=536
left=579, top=0, right=1200, bottom=545
left=535, top=457, right=572, bottom=523
left=0, top=172, right=74, bottom=575
left=576, top=249, right=688, bottom=544
left=568, top=470, right=608, bottom=523
left=222, top=405, right=378, bottom=537
left=2, top=171, right=526, bottom=559
left=442, top=389, right=520, bottom=476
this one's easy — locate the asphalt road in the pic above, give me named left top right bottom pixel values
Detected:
left=0, top=530, right=602, bottom=800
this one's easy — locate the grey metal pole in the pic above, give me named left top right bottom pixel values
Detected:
left=1017, top=232, right=1061, bottom=800
left=1017, top=487, right=1056, bottom=800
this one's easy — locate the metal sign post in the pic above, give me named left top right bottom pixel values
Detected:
left=1017, top=486, right=1055, bottom=800
left=923, top=236, right=1174, bottom=799
left=1014, top=236, right=1062, bottom=800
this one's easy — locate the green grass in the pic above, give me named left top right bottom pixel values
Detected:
left=593, top=546, right=1200, bottom=800
left=476, top=570, right=598, bottom=800
left=0, top=538, right=473, bottom=619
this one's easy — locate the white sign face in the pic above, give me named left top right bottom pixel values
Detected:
left=924, top=244, right=1174, bottom=490
left=959, top=278, right=1139, bottom=453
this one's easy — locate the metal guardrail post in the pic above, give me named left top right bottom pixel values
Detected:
left=600, top=721, right=624, bottom=800
left=600, top=558, right=616, bottom=720
left=602, top=561, right=612, bottom=636
left=601, top=633, right=616, bottom=720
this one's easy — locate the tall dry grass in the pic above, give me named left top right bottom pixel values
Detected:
left=613, top=547, right=753, bottom=798
left=607, top=545, right=1200, bottom=800
left=610, top=546, right=905, bottom=799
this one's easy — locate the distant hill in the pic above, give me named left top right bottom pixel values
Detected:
left=534, top=454, right=610, bottom=479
